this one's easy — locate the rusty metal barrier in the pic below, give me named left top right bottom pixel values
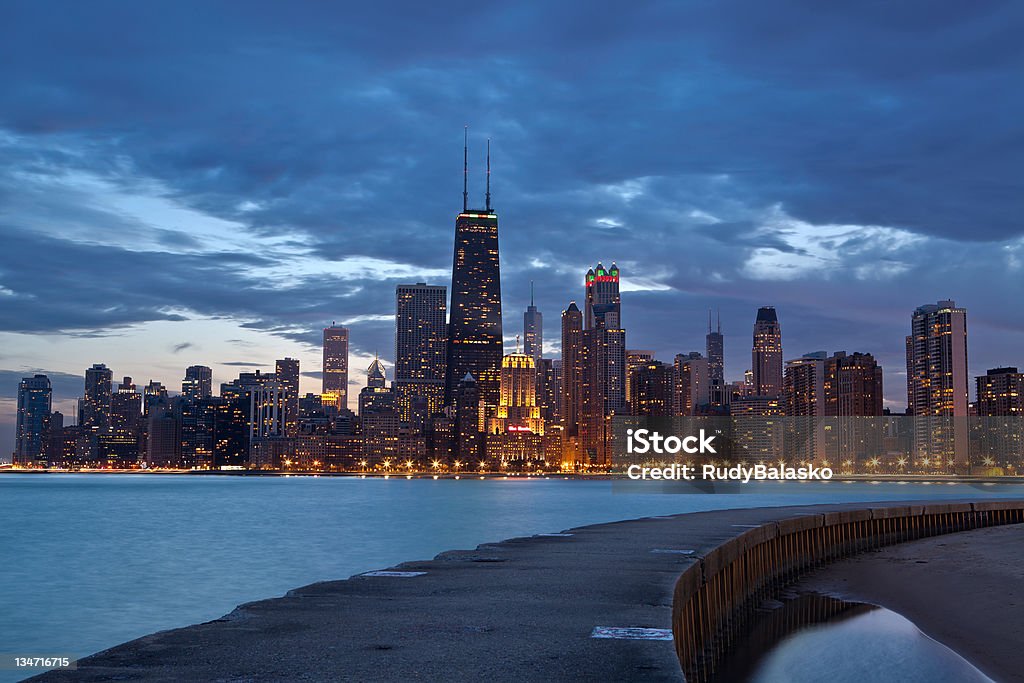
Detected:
left=671, top=500, right=1024, bottom=682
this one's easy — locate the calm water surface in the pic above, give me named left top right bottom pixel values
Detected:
left=751, top=606, right=994, bottom=682
left=0, top=475, right=1019, bottom=681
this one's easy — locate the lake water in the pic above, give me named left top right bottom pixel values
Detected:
left=750, top=604, right=994, bottom=682
left=0, top=475, right=1019, bottom=681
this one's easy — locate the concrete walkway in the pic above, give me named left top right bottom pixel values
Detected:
left=29, top=501, right=1014, bottom=682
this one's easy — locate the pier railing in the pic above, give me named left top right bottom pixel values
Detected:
left=670, top=500, right=1024, bottom=682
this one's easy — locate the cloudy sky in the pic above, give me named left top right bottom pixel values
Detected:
left=2, top=1, right=1023, bottom=456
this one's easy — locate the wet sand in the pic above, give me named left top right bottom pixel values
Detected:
left=797, top=524, right=1024, bottom=683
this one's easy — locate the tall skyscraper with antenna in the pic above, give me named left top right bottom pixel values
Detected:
left=445, top=129, right=503, bottom=407
left=523, top=282, right=542, bottom=365
left=706, top=309, right=725, bottom=408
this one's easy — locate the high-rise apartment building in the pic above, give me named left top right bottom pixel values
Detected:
left=275, top=358, right=300, bottom=436
left=15, top=374, right=51, bottom=465
left=323, top=325, right=350, bottom=410
left=182, top=365, right=213, bottom=401
left=580, top=281, right=626, bottom=465
left=906, top=301, right=969, bottom=417
left=625, top=350, right=654, bottom=411
left=81, top=363, right=113, bottom=434
left=976, top=367, right=1024, bottom=417
left=752, top=307, right=783, bottom=397
left=629, top=361, right=674, bottom=417
left=906, top=300, right=969, bottom=468
left=395, top=283, right=447, bottom=421
left=560, top=302, right=583, bottom=441
left=784, top=353, right=828, bottom=417
left=825, top=352, right=883, bottom=417
left=674, top=352, right=709, bottom=416
left=445, top=133, right=502, bottom=407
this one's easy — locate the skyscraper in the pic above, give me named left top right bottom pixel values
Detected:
left=706, top=310, right=725, bottom=408
left=752, top=307, right=783, bottom=397
left=630, top=361, right=675, bottom=417
left=523, top=283, right=543, bottom=365
left=81, top=363, right=113, bottom=434
left=584, top=262, right=620, bottom=330
left=906, top=300, right=969, bottom=468
left=784, top=353, right=828, bottom=417
left=674, top=352, right=709, bottom=416
left=395, top=283, right=447, bottom=421
left=109, top=377, right=142, bottom=437
left=976, top=367, right=1024, bottom=417
left=323, top=325, right=350, bottom=410
left=15, top=374, right=51, bottom=465
left=445, top=134, right=503, bottom=407
left=975, top=367, right=1024, bottom=469
left=275, top=358, right=300, bottom=437
left=625, top=350, right=655, bottom=411
left=580, top=271, right=626, bottom=465
left=560, top=302, right=583, bottom=443
left=906, top=301, right=969, bottom=417
left=182, top=365, right=213, bottom=401
left=825, top=352, right=883, bottom=417
left=490, top=352, right=542, bottom=435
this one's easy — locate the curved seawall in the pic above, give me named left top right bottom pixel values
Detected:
left=671, top=500, right=1024, bottom=682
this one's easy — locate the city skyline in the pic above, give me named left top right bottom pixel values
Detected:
left=2, top=3, right=1024, bottom=453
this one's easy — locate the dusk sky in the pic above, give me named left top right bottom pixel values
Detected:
left=2, top=2, right=1023, bottom=456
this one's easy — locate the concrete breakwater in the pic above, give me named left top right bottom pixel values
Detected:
left=671, top=500, right=1024, bottom=682
left=27, top=499, right=1024, bottom=683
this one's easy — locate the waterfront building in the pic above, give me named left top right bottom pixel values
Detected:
left=560, top=302, right=584, bottom=445
left=489, top=352, right=542, bottom=432
left=752, top=307, right=783, bottom=397
left=395, top=282, right=447, bottom=421
left=15, top=374, right=51, bottom=466
left=580, top=281, right=626, bottom=466
left=81, top=363, right=112, bottom=434
left=975, top=367, right=1023, bottom=417
left=110, top=377, right=142, bottom=437
left=359, top=358, right=400, bottom=463
left=906, top=300, right=969, bottom=469
left=975, top=367, right=1024, bottom=470
left=275, top=358, right=300, bottom=437
left=323, top=325, right=350, bottom=410
left=445, top=135, right=503, bottom=407
left=453, top=373, right=483, bottom=465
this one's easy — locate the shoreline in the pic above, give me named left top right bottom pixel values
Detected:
left=2, top=469, right=1023, bottom=485
left=26, top=500, right=1024, bottom=682
left=795, top=524, right=1024, bottom=683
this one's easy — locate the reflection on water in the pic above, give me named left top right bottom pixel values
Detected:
left=725, top=594, right=993, bottom=683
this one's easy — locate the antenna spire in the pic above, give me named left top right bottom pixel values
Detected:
left=485, top=138, right=491, bottom=212
left=708, top=309, right=712, bottom=334
left=463, top=126, right=469, bottom=212
left=717, top=308, right=721, bottom=333
left=530, top=280, right=535, bottom=306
